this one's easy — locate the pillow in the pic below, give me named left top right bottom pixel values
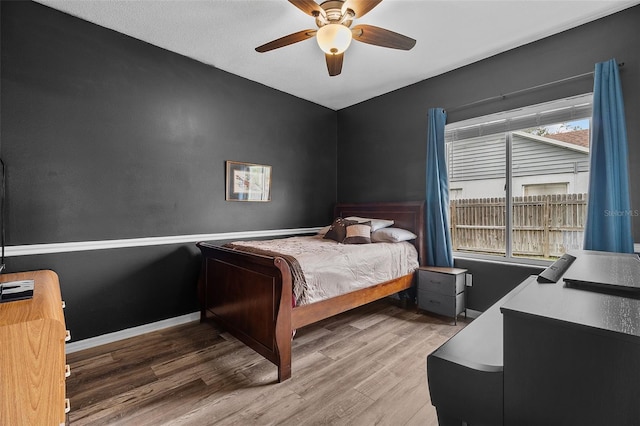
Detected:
left=345, top=216, right=394, bottom=232
left=343, top=222, right=372, bottom=244
left=371, top=227, right=417, bottom=243
left=323, top=218, right=358, bottom=242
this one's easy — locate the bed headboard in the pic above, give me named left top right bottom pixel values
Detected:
left=334, top=201, right=426, bottom=265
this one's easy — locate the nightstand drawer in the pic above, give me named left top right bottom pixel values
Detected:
left=418, top=290, right=465, bottom=318
left=418, top=269, right=465, bottom=296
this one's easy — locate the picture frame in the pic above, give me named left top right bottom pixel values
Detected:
left=225, top=161, right=272, bottom=202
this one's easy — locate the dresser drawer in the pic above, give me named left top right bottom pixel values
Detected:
left=418, top=290, right=465, bottom=317
left=418, top=290, right=454, bottom=316
left=418, top=289, right=465, bottom=317
left=418, top=269, right=465, bottom=296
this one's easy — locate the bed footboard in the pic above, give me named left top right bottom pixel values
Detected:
left=197, top=242, right=293, bottom=382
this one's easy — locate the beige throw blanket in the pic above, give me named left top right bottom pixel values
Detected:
left=223, top=242, right=309, bottom=306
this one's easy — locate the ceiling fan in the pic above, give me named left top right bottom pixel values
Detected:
left=255, top=0, right=416, bottom=76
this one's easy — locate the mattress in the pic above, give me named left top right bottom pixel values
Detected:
left=226, top=234, right=419, bottom=305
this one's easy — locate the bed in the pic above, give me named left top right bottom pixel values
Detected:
left=196, top=201, right=426, bottom=382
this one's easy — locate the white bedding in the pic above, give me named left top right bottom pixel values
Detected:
left=229, top=235, right=419, bottom=305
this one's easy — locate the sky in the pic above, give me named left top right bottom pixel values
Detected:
left=545, top=118, right=590, bottom=134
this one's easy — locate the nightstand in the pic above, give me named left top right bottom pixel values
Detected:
left=417, top=266, right=468, bottom=324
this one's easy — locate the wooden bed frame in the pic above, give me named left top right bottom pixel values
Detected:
left=196, top=201, right=426, bottom=382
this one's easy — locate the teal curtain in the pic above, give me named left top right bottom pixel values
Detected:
left=583, top=59, right=634, bottom=253
left=425, top=108, right=453, bottom=266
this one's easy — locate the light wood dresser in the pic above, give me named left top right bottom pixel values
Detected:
left=1, top=270, right=70, bottom=426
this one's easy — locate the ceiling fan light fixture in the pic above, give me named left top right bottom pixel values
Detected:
left=316, top=23, right=352, bottom=55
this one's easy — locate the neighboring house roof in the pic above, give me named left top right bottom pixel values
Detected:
left=512, top=130, right=589, bottom=154
left=544, top=129, right=590, bottom=149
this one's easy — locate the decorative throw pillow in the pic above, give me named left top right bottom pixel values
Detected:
left=345, top=216, right=394, bottom=231
left=323, top=218, right=358, bottom=242
left=371, top=227, right=417, bottom=243
left=343, top=222, right=372, bottom=244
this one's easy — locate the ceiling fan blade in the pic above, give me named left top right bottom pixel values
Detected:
left=343, top=0, right=383, bottom=18
left=351, top=24, right=416, bottom=50
left=255, top=29, right=317, bottom=53
left=325, top=53, right=344, bottom=76
left=288, top=0, right=323, bottom=17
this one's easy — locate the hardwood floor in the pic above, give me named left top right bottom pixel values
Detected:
left=66, top=300, right=469, bottom=425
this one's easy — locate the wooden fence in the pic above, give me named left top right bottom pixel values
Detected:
left=450, top=193, right=587, bottom=259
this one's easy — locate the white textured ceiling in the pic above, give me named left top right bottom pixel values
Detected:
left=36, top=0, right=639, bottom=110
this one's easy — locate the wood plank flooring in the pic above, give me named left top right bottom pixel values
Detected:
left=66, top=300, right=469, bottom=425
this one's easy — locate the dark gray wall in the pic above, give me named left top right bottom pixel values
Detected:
left=337, top=5, right=640, bottom=309
left=453, top=259, right=543, bottom=312
left=3, top=2, right=639, bottom=338
left=1, top=1, right=337, bottom=339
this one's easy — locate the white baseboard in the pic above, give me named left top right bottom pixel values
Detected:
left=65, top=311, right=200, bottom=354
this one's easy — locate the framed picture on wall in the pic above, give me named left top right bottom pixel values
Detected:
left=225, top=161, right=272, bottom=202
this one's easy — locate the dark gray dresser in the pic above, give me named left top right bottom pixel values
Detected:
left=427, top=250, right=640, bottom=426
left=500, top=251, right=640, bottom=425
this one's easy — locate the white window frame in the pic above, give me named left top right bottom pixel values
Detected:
left=445, top=93, right=593, bottom=266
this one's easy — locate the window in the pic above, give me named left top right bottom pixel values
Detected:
left=445, top=94, right=591, bottom=263
left=523, top=183, right=568, bottom=196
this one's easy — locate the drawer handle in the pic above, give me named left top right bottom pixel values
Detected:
left=65, top=364, right=71, bottom=378
left=429, top=299, right=441, bottom=305
left=65, top=330, right=71, bottom=342
left=64, top=398, right=71, bottom=414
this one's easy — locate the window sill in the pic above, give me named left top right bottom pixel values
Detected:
left=453, top=252, right=552, bottom=268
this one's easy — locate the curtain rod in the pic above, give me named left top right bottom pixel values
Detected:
left=446, top=62, right=625, bottom=113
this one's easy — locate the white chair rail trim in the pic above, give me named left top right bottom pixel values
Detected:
left=5, top=227, right=322, bottom=257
